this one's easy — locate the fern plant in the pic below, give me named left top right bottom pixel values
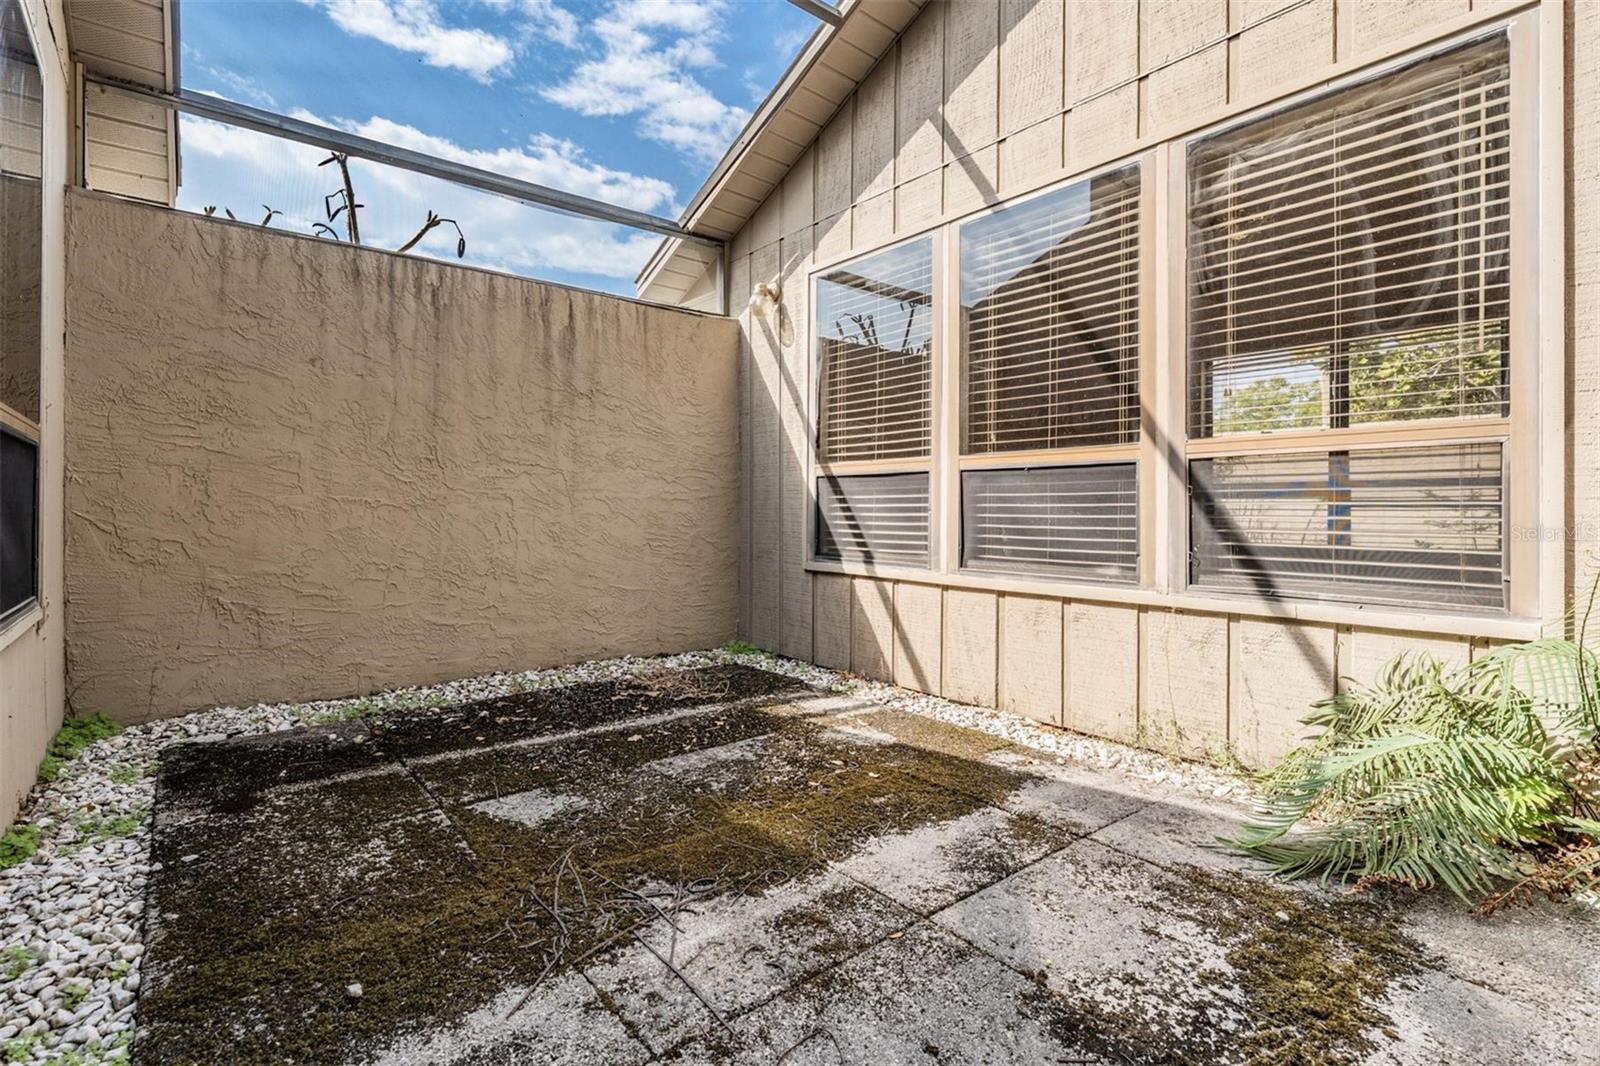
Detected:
left=1232, top=639, right=1600, bottom=904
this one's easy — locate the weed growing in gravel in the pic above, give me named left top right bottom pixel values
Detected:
left=62, top=982, right=89, bottom=1010
left=307, top=700, right=370, bottom=725
left=38, top=716, right=124, bottom=783
left=0, top=823, right=42, bottom=869
left=45, top=1035, right=130, bottom=1065
left=106, top=760, right=157, bottom=786
left=721, top=639, right=761, bottom=656
left=3, top=1035, right=41, bottom=1063
left=70, top=806, right=148, bottom=849
left=2, top=944, right=35, bottom=980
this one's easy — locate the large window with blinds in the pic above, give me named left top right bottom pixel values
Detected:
left=957, top=165, right=1141, bottom=583
left=813, top=238, right=934, bottom=566
left=1185, top=33, right=1513, bottom=611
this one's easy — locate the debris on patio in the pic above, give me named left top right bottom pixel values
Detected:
left=3, top=651, right=1598, bottom=1065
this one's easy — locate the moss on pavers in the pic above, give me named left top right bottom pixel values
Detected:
left=135, top=666, right=1035, bottom=1065
left=367, top=665, right=810, bottom=760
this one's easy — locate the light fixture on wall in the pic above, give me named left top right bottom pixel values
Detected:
left=748, top=279, right=781, bottom=319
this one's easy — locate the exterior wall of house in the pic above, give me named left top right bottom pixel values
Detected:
left=63, top=191, right=741, bottom=722
left=728, top=0, right=1582, bottom=767
left=1, top=0, right=70, bottom=828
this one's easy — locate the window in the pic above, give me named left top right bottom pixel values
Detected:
left=813, top=237, right=934, bottom=566
left=1185, top=35, right=1513, bottom=611
left=958, top=165, right=1141, bottom=583
left=0, top=0, right=41, bottom=626
left=1190, top=444, right=1504, bottom=610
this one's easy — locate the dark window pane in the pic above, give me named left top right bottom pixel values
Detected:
left=961, top=463, right=1138, bottom=583
left=816, top=473, right=930, bottom=566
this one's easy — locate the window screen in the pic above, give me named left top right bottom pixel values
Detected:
left=962, top=166, right=1140, bottom=453
left=816, top=239, right=934, bottom=462
left=1189, top=443, right=1504, bottom=610
left=962, top=464, right=1137, bottom=582
left=816, top=473, right=930, bottom=566
left=1188, top=35, right=1510, bottom=437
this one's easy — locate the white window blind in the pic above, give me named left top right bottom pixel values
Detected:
left=816, top=239, right=934, bottom=463
left=962, top=165, right=1141, bottom=453
left=816, top=473, right=930, bottom=566
left=962, top=464, right=1138, bottom=582
left=1188, top=35, right=1510, bottom=437
left=1190, top=443, right=1505, bottom=610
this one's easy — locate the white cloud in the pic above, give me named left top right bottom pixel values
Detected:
left=310, top=0, right=516, bottom=82
left=542, top=0, right=750, bottom=161
left=516, top=0, right=580, bottom=46
left=176, top=113, right=673, bottom=280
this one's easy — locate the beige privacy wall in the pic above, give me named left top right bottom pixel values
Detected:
left=730, top=0, right=1582, bottom=768
left=64, top=191, right=740, bottom=722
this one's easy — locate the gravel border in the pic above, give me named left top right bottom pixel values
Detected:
left=0, top=647, right=1250, bottom=1064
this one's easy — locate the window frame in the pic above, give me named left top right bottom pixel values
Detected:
left=949, top=156, right=1156, bottom=586
left=798, top=8, right=1551, bottom=633
left=0, top=0, right=43, bottom=637
left=806, top=228, right=945, bottom=571
left=1167, top=17, right=1540, bottom=618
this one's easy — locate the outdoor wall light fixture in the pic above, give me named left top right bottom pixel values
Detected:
left=749, top=279, right=781, bottom=319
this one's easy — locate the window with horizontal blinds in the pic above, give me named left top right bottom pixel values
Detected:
left=816, top=473, right=930, bottom=566
left=1189, top=443, right=1505, bottom=610
left=1188, top=34, right=1510, bottom=438
left=962, top=464, right=1138, bottom=582
left=962, top=166, right=1141, bottom=453
left=816, top=239, right=934, bottom=463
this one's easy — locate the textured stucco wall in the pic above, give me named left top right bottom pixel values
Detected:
left=63, top=191, right=740, bottom=722
left=727, top=0, right=1560, bottom=769
left=2, top=0, right=70, bottom=830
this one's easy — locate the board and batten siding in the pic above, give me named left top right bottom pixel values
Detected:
left=727, top=0, right=1585, bottom=767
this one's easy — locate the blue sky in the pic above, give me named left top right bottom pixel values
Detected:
left=175, top=0, right=817, bottom=292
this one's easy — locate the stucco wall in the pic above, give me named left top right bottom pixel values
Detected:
left=64, top=191, right=741, bottom=722
left=2, top=0, right=70, bottom=829
left=727, top=0, right=1567, bottom=768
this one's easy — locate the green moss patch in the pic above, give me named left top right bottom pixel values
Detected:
left=37, top=715, right=124, bottom=782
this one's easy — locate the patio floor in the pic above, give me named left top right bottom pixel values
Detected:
left=136, top=664, right=1599, bottom=1065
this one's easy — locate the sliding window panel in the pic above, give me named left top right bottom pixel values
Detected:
left=961, top=463, right=1138, bottom=583
left=962, top=165, right=1141, bottom=453
left=816, top=472, right=931, bottom=567
left=1189, top=442, right=1505, bottom=611
left=1188, top=35, right=1511, bottom=437
left=815, top=238, right=935, bottom=463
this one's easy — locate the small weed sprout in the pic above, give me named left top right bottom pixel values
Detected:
left=69, top=806, right=148, bottom=850
left=0, top=823, right=42, bottom=869
left=2, top=944, right=35, bottom=980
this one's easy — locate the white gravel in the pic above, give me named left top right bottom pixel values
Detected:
left=0, top=646, right=1251, bottom=1064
